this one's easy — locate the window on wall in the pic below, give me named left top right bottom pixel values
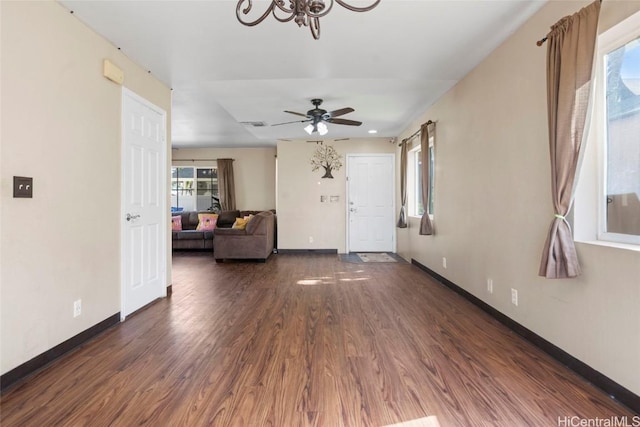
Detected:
left=413, top=148, right=424, bottom=216
left=410, top=135, right=435, bottom=217
left=171, top=167, right=219, bottom=213
left=596, top=10, right=640, bottom=245
left=427, top=139, right=435, bottom=216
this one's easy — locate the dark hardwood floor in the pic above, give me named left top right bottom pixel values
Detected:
left=1, top=252, right=635, bottom=426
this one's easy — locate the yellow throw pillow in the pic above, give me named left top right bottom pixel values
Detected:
left=232, top=216, right=250, bottom=230
left=196, top=213, right=218, bottom=231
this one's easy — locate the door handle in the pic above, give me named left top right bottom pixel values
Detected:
left=126, top=213, right=141, bottom=221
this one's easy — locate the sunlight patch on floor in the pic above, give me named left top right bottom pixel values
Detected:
left=338, top=277, right=370, bottom=282
left=297, top=279, right=323, bottom=286
left=297, top=273, right=372, bottom=285
left=384, top=416, right=441, bottom=427
left=296, top=276, right=334, bottom=286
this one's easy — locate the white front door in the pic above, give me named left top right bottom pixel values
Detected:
left=347, top=154, right=395, bottom=252
left=121, top=88, right=167, bottom=319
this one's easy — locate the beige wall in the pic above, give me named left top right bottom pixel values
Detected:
left=172, top=147, right=277, bottom=211
left=396, top=1, right=640, bottom=395
left=277, top=138, right=396, bottom=253
left=0, top=1, right=171, bottom=374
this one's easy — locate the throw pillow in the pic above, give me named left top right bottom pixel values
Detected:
left=196, top=213, right=218, bottom=231
left=232, top=216, right=250, bottom=230
left=171, top=215, right=182, bottom=231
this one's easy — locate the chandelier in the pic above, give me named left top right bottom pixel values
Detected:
left=236, top=0, right=381, bottom=40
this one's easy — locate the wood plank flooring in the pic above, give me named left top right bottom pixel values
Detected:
left=1, top=252, right=635, bottom=426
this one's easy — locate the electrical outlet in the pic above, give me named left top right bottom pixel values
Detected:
left=487, top=279, right=493, bottom=294
left=511, top=289, right=518, bottom=306
left=73, top=299, right=82, bottom=317
left=442, top=257, right=447, bottom=269
left=309, top=236, right=314, bottom=243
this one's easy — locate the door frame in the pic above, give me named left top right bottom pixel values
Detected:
left=120, top=87, right=168, bottom=321
left=345, top=153, right=396, bottom=254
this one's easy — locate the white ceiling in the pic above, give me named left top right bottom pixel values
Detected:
left=58, top=0, right=547, bottom=148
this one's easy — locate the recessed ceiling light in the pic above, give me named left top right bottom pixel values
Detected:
left=368, top=129, right=378, bottom=134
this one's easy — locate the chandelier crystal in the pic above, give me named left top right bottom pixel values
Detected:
left=236, top=0, right=381, bottom=40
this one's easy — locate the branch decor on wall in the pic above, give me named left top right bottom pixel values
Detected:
left=310, top=144, right=343, bottom=179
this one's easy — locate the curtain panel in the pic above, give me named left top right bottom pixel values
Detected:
left=397, top=141, right=408, bottom=228
left=217, top=158, right=237, bottom=211
left=539, top=1, right=601, bottom=279
left=419, top=121, right=435, bottom=235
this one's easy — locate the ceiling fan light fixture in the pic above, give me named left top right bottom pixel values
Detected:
left=273, top=99, right=361, bottom=135
left=304, top=123, right=315, bottom=135
left=236, top=0, right=381, bottom=40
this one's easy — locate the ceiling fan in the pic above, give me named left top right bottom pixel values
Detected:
left=272, top=99, right=362, bottom=135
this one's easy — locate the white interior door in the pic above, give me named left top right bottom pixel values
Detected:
left=121, top=88, right=167, bottom=319
left=347, top=154, right=395, bottom=252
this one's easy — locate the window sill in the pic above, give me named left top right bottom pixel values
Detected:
left=575, top=239, right=640, bottom=253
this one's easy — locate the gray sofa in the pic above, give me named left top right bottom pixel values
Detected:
left=171, top=211, right=214, bottom=250
left=213, top=211, right=275, bottom=262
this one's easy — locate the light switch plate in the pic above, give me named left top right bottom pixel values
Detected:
left=13, top=176, right=33, bottom=198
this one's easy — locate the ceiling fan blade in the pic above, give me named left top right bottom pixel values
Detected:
left=271, top=119, right=311, bottom=126
left=326, top=118, right=362, bottom=126
left=284, top=110, right=309, bottom=118
left=327, top=107, right=354, bottom=118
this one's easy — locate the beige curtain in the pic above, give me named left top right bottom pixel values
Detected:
left=539, top=1, right=600, bottom=279
left=419, top=121, right=435, bottom=235
left=397, top=141, right=408, bottom=228
left=217, top=158, right=236, bottom=211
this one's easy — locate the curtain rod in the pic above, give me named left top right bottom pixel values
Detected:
left=536, top=0, right=602, bottom=46
left=399, top=120, right=434, bottom=146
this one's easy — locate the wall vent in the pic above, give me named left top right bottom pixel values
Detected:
left=240, top=121, right=267, bottom=127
